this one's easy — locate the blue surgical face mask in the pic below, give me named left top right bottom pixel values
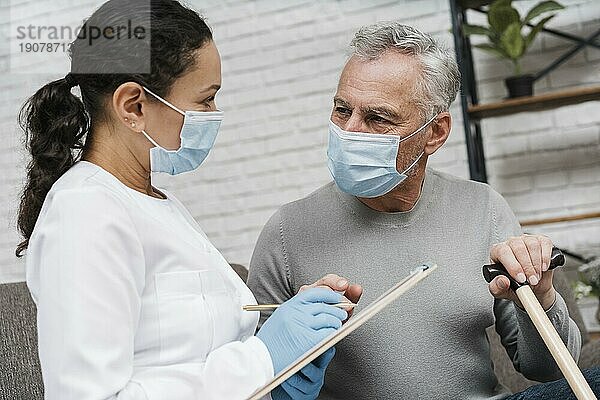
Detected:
left=141, top=86, right=224, bottom=175
left=327, top=114, right=437, bottom=198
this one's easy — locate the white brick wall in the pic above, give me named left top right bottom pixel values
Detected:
left=0, top=0, right=598, bottom=283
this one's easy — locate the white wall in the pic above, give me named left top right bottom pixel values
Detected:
left=1, top=0, right=598, bottom=283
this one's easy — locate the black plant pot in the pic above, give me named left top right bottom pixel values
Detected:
left=504, top=74, right=535, bottom=98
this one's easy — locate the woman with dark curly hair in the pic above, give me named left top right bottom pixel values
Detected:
left=16, top=1, right=357, bottom=398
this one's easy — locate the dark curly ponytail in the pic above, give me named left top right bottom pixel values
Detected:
left=16, top=0, right=213, bottom=256
left=16, top=77, right=88, bottom=256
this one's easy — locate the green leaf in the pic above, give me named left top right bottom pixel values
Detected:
left=474, top=43, right=509, bottom=59
left=524, top=1, right=564, bottom=23
left=490, top=0, right=512, bottom=10
left=525, top=15, right=554, bottom=49
left=462, top=24, right=492, bottom=36
left=500, top=21, right=524, bottom=60
left=488, top=5, right=520, bottom=34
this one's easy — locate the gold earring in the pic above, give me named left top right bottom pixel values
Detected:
left=130, top=121, right=136, bottom=128
left=124, top=117, right=129, bottom=121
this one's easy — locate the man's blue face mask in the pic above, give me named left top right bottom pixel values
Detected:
left=327, top=114, right=437, bottom=198
left=141, top=86, right=223, bottom=175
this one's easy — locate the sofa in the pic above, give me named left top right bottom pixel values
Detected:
left=1, top=266, right=598, bottom=399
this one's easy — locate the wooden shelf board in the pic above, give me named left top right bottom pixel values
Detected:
left=468, top=86, right=600, bottom=120
left=520, top=212, right=600, bottom=227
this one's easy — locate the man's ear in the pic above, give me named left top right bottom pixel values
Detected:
left=111, top=82, right=148, bottom=132
left=424, top=112, right=451, bottom=156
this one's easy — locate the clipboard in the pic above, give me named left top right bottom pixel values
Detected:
left=247, top=262, right=438, bottom=400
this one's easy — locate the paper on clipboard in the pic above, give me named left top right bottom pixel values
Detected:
left=247, top=262, right=438, bottom=400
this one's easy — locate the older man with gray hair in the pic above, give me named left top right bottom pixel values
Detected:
left=248, top=23, right=598, bottom=399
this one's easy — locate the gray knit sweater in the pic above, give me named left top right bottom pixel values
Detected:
left=247, top=168, right=581, bottom=400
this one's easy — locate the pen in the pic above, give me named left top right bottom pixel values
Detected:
left=243, top=303, right=358, bottom=311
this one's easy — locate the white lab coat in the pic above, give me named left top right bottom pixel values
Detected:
left=26, top=161, right=274, bottom=400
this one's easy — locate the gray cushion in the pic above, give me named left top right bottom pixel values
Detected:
left=580, top=339, right=600, bottom=370
left=230, top=263, right=249, bottom=283
left=0, top=282, right=43, bottom=400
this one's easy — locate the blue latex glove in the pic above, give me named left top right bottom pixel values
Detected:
left=271, top=347, right=336, bottom=400
left=256, top=288, right=347, bottom=375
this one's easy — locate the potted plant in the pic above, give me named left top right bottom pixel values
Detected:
left=462, top=0, right=564, bottom=98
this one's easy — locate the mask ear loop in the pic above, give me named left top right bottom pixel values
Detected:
left=141, top=86, right=187, bottom=151
left=141, top=129, right=162, bottom=149
left=398, top=114, right=437, bottom=175
left=142, top=86, right=186, bottom=116
left=400, top=151, right=425, bottom=175
left=399, top=114, right=438, bottom=143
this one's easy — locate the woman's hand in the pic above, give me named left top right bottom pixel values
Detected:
left=271, top=348, right=336, bottom=400
left=256, top=288, right=347, bottom=375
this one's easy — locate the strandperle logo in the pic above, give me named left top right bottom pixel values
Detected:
left=16, top=20, right=147, bottom=46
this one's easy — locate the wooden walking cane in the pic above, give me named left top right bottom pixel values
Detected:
left=483, top=248, right=597, bottom=400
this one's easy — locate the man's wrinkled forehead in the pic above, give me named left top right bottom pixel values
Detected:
left=335, top=52, right=421, bottom=113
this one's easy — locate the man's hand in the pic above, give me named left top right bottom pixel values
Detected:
left=299, top=274, right=363, bottom=320
left=489, top=234, right=556, bottom=310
